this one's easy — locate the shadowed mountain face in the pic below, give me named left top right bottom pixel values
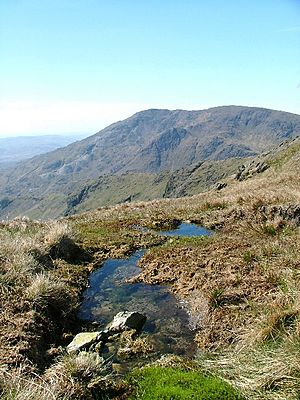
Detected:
left=0, top=106, right=300, bottom=219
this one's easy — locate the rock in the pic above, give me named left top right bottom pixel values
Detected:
left=234, top=161, right=269, bottom=181
left=67, top=312, right=147, bottom=355
left=67, top=331, right=102, bottom=354
left=215, top=182, right=227, bottom=190
left=259, top=204, right=300, bottom=226
left=106, top=311, right=147, bottom=333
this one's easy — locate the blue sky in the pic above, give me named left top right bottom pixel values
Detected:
left=0, top=0, right=299, bottom=136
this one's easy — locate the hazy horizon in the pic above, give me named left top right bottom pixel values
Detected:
left=0, top=132, right=90, bottom=139
left=1, top=104, right=300, bottom=139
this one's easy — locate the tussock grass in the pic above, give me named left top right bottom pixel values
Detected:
left=199, top=335, right=300, bottom=400
left=25, top=273, right=75, bottom=318
left=0, top=218, right=89, bottom=372
left=44, top=221, right=75, bottom=247
left=42, top=352, right=124, bottom=399
left=0, top=366, right=68, bottom=400
left=51, top=351, right=107, bottom=381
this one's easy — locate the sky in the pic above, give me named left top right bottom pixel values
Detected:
left=0, top=0, right=299, bottom=137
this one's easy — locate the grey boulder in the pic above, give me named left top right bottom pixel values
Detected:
left=106, top=311, right=147, bottom=333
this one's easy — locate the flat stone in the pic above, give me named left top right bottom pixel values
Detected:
left=67, top=331, right=101, bottom=354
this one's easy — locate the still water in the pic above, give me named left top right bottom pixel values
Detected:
left=78, top=223, right=212, bottom=357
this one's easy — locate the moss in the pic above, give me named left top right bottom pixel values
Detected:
left=127, top=366, right=243, bottom=400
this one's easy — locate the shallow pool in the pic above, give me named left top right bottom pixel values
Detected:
left=78, top=223, right=211, bottom=357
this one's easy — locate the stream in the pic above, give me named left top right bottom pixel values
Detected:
left=78, top=223, right=212, bottom=358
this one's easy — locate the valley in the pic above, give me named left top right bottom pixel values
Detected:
left=0, top=134, right=86, bottom=169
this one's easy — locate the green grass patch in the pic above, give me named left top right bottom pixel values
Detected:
left=261, top=224, right=277, bottom=236
left=201, top=201, right=228, bottom=211
left=75, top=221, right=122, bottom=247
left=243, top=250, right=257, bottom=264
left=77, top=222, right=112, bottom=238
left=161, top=235, right=212, bottom=249
left=128, top=366, right=243, bottom=400
left=209, top=288, right=225, bottom=309
left=268, top=141, right=300, bottom=170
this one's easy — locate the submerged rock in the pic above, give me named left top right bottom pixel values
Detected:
left=106, top=311, right=147, bottom=333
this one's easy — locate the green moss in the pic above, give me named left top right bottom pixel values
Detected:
left=128, top=366, right=243, bottom=400
left=79, top=224, right=111, bottom=238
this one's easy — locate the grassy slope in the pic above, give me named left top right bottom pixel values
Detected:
left=0, top=157, right=243, bottom=220
left=66, top=157, right=243, bottom=216
left=1, top=137, right=300, bottom=399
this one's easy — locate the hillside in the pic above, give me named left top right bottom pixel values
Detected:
left=1, top=106, right=300, bottom=219
left=63, top=157, right=243, bottom=217
left=1, top=135, right=300, bottom=399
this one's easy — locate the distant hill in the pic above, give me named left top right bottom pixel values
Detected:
left=1, top=106, right=300, bottom=219
left=0, top=134, right=87, bottom=169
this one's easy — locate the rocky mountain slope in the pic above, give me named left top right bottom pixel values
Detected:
left=63, top=157, right=243, bottom=217
left=1, top=106, right=300, bottom=219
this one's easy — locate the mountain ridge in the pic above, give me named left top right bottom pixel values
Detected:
left=1, top=105, right=300, bottom=219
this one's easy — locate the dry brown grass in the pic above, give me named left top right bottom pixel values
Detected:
left=198, top=333, right=300, bottom=400
left=41, top=352, right=125, bottom=400
left=0, top=218, right=89, bottom=373
left=0, top=366, right=70, bottom=400
left=25, top=273, right=75, bottom=319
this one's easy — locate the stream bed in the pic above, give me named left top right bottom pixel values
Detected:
left=78, top=223, right=212, bottom=358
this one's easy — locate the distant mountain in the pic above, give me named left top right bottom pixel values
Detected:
left=1, top=106, right=300, bottom=219
left=0, top=134, right=87, bottom=169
